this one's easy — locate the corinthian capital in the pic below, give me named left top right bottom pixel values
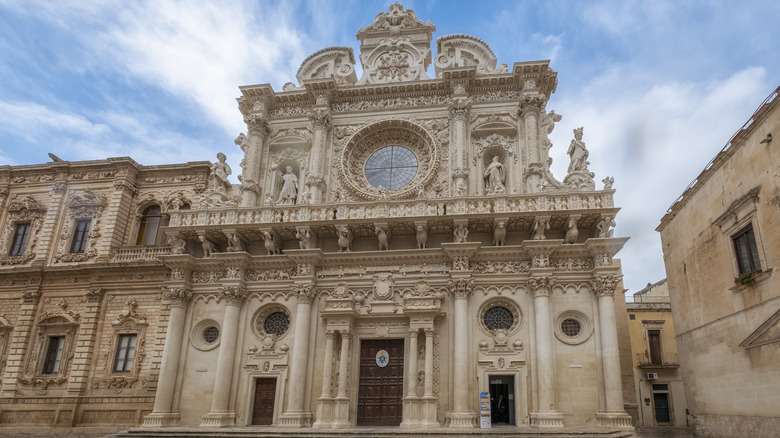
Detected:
left=448, top=278, right=475, bottom=300
left=528, top=276, right=555, bottom=297
left=219, top=286, right=247, bottom=306
left=518, top=95, right=543, bottom=118
left=590, top=274, right=620, bottom=297
left=295, top=284, right=316, bottom=304
left=244, top=113, right=270, bottom=139
left=309, top=107, right=332, bottom=130
left=448, top=97, right=472, bottom=120
left=162, top=287, right=193, bottom=308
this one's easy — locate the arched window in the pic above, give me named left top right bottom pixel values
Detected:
left=135, top=206, right=169, bottom=245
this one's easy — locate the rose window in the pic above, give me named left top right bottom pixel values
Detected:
left=365, top=145, right=418, bottom=190
left=263, top=312, right=290, bottom=337
left=483, top=306, right=514, bottom=331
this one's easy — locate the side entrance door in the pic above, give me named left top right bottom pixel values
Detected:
left=251, top=377, right=276, bottom=425
left=489, top=375, right=515, bottom=425
left=357, top=338, right=404, bottom=426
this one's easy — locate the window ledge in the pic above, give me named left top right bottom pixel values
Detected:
left=731, top=268, right=773, bottom=292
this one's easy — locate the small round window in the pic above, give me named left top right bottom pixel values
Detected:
left=554, top=310, right=593, bottom=345
left=203, top=326, right=220, bottom=343
left=263, top=312, right=290, bottom=337
left=365, top=146, right=418, bottom=190
left=483, top=306, right=514, bottom=331
left=190, top=319, right=221, bottom=351
left=561, top=318, right=581, bottom=337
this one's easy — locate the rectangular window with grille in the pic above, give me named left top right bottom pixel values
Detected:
left=113, top=334, right=137, bottom=373
left=9, top=223, right=30, bottom=256
left=70, top=219, right=91, bottom=253
left=733, top=225, right=761, bottom=274
left=42, top=336, right=65, bottom=374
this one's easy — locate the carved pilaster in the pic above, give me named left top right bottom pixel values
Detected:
left=448, top=97, right=471, bottom=121
left=85, top=287, right=104, bottom=303
left=309, top=108, right=332, bottom=130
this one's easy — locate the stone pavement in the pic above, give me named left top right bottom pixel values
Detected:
left=635, top=427, right=696, bottom=438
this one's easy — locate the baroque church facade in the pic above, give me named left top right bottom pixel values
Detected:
left=0, top=4, right=636, bottom=433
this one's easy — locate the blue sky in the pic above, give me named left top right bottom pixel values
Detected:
left=1, top=0, right=778, bottom=295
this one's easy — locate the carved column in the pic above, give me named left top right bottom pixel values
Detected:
left=312, top=330, right=336, bottom=429
left=279, top=284, right=315, bottom=427
left=241, top=103, right=270, bottom=207
left=529, top=276, right=564, bottom=428
left=592, top=275, right=633, bottom=428
left=421, top=327, right=438, bottom=428
left=1, top=284, right=41, bottom=397
left=201, top=286, right=247, bottom=427
left=331, top=329, right=351, bottom=428
left=401, top=328, right=420, bottom=429
left=447, top=278, right=477, bottom=428
left=520, top=95, right=543, bottom=165
left=143, top=287, right=193, bottom=427
left=67, top=287, right=105, bottom=393
left=449, top=98, right=471, bottom=195
left=307, top=107, right=331, bottom=204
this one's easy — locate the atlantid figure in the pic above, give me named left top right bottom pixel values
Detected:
left=484, top=155, right=506, bottom=194
left=277, top=166, right=298, bottom=204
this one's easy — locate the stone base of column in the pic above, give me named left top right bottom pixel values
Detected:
left=530, top=410, right=564, bottom=428
left=199, top=411, right=237, bottom=427
left=331, top=397, right=350, bottom=428
left=596, top=411, right=634, bottom=429
left=312, top=397, right=334, bottom=429
left=400, top=396, right=420, bottom=428
left=445, top=410, right=477, bottom=428
left=420, top=396, right=439, bottom=428
left=277, top=411, right=313, bottom=427
left=141, top=412, right=181, bottom=428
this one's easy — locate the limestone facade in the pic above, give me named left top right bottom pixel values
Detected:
left=657, top=86, right=780, bottom=437
left=0, top=4, right=635, bottom=432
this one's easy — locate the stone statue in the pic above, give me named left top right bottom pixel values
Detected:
left=168, top=234, right=187, bottom=255
left=337, top=226, right=353, bottom=252
left=540, top=110, right=562, bottom=135
left=564, top=218, right=579, bottom=244
left=263, top=193, right=274, bottom=205
left=567, top=127, right=589, bottom=173
left=455, top=182, right=466, bottom=196
left=301, top=190, right=312, bottom=204
left=532, top=219, right=549, bottom=240
left=493, top=221, right=507, bottom=246
left=416, top=225, right=428, bottom=249
left=595, top=217, right=616, bottom=238
left=454, top=223, right=469, bottom=243
left=226, top=232, right=245, bottom=252
left=209, top=153, right=232, bottom=193
left=261, top=230, right=282, bottom=255
left=602, top=176, right=614, bottom=190
left=296, top=229, right=312, bottom=249
left=484, top=156, right=506, bottom=194
left=375, top=226, right=390, bottom=250
left=199, top=236, right=218, bottom=257
left=277, top=166, right=298, bottom=204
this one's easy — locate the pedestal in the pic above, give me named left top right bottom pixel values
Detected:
left=331, top=397, right=350, bottom=429
left=530, top=410, right=564, bottom=428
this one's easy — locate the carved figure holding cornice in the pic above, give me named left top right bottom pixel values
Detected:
left=564, top=218, right=579, bottom=244
left=493, top=221, right=507, bottom=246
left=168, top=234, right=188, bottom=255
left=454, top=223, right=469, bottom=243
left=375, top=226, right=390, bottom=251
left=226, top=232, right=245, bottom=252
left=540, top=110, right=562, bottom=135
left=300, top=190, right=311, bottom=204
left=567, top=127, right=589, bottom=173
left=602, top=176, right=614, bottom=190
left=263, top=193, right=273, bottom=205
left=261, top=230, right=282, bottom=255
left=296, top=229, right=312, bottom=249
left=484, top=156, right=506, bottom=195
left=595, top=217, right=616, bottom=238
left=532, top=219, right=550, bottom=240
left=209, top=153, right=231, bottom=193
left=199, top=236, right=218, bottom=257
left=277, top=166, right=298, bottom=205
left=337, top=226, right=353, bottom=252
left=416, top=225, right=428, bottom=249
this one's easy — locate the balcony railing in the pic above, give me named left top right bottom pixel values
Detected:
left=110, top=245, right=173, bottom=263
left=636, top=352, right=679, bottom=368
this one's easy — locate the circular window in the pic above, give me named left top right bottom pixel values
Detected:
left=190, top=319, right=221, bottom=351
left=263, top=312, right=290, bottom=337
left=561, top=318, right=581, bottom=337
left=252, top=306, right=292, bottom=341
left=365, top=146, right=418, bottom=190
left=483, top=306, right=514, bottom=331
left=554, top=310, right=593, bottom=345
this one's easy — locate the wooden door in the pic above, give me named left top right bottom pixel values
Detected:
left=357, top=339, right=404, bottom=426
left=251, top=378, right=276, bottom=425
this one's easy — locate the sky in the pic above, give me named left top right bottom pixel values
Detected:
left=1, top=0, right=779, bottom=296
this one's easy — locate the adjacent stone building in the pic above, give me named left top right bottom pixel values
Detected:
left=657, top=86, right=780, bottom=437
left=0, top=4, right=636, bottom=434
left=626, top=279, right=689, bottom=428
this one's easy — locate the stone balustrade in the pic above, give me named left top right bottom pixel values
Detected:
left=110, top=245, right=173, bottom=263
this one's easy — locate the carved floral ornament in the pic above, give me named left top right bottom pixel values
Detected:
left=219, top=286, right=247, bottom=306
left=590, top=274, right=620, bottom=297
left=339, top=119, right=440, bottom=200
left=161, top=287, right=192, bottom=307
left=528, top=276, right=555, bottom=297
left=448, top=278, right=475, bottom=299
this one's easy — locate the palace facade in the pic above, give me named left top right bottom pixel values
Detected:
left=0, top=4, right=636, bottom=433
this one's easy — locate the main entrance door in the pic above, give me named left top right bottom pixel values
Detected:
left=357, top=339, right=404, bottom=426
left=251, top=378, right=276, bottom=425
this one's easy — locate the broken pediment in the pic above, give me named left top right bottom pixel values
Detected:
left=434, top=34, right=508, bottom=77
left=296, top=47, right=357, bottom=86
left=739, top=308, right=780, bottom=349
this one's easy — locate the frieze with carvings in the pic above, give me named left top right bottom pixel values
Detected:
left=332, top=95, right=450, bottom=113
left=473, top=260, right=531, bottom=274
left=550, top=257, right=594, bottom=272
left=245, top=268, right=294, bottom=282
left=191, top=270, right=225, bottom=284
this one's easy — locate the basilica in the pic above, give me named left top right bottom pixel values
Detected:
left=0, top=4, right=636, bottom=434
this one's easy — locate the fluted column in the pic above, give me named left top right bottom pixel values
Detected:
left=447, top=278, right=477, bottom=428
left=307, top=107, right=331, bottom=203
left=201, top=286, right=247, bottom=427
left=592, top=275, right=633, bottom=428
left=279, top=285, right=315, bottom=427
left=143, top=287, right=193, bottom=427
left=240, top=103, right=270, bottom=207
left=449, top=97, right=471, bottom=195
left=529, top=276, right=563, bottom=428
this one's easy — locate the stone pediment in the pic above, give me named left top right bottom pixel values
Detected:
left=435, top=34, right=508, bottom=77
left=296, top=47, right=357, bottom=86
left=739, top=308, right=780, bottom=349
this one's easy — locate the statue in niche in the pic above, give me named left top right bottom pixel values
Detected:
left=454, top=223, right=469, bottom=243
left=455, top=181, right=466, bottom=196
left=484, top=156, right=506, bottom=194
left=532, top=219, right=549, bottom=240
left=209, top=152, right=232, bottom=193
left=567, top=127, right=589, bottom=173
left=564, top=218, right=579, bottom=244
left=277, top=166, right=298, bottom=204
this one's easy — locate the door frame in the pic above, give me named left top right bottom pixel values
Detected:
left=241, top=371, right=285, bottom=426
left=478, top=368, right=528, bottom=425
left=250, top=376, right=279, bottom=425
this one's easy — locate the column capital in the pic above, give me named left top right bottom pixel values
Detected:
left=517, top=94, right=544, bottom=117
left=245, top=113, right=270, bottom=139
left=309, top=107, right=332, bottom=130
left=448, top=278, right=474, bottom=300
left=161, top=286, right=192, bottom=308
left=325, top=329, right=336, bottom=339
left=528, top=276, right=555, bottom=297
left=590, top=274, right=620, bottom=297
left=295, top=284, right=316, bottom=304
left=448, top=97, right=472, bottom=120
left=409, top=327, right=420, bottom=337
left=219, top=286, right=247, bottom=306
left=424, top=327, right=435, bottom=337
left=85, top=287, right=105, bottom=303
left=339, top=329, right=352, bottom=339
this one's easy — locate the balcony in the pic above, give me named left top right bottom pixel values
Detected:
left=110, top=245, right=173, bottom=263
left=636, top=352, right=679, bottom=368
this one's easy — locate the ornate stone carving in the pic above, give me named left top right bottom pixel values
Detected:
left=0, top=194, right=46, bottom=265
left=161, top=287, right=192, bottom=307
left=220, top=286, right=247, bottom=306
left=261, top=230, right=282, bottom=255
left=296, top=46, right=357, bottom=86
left=590, top=275, right=620, bottom=297
left=448, top=97, right=471, bottom=121
left=85, top=287, right=104, bottom=303
left=448, top=278, right=474, bottom=299
left=375, top=225, right=390, bottom=250
left=453, top=223, right=469, bottom=243
left=564, top=218, right=579, bottom=244
left=295, top=229, right=312, bottom=249
left=483, top=156, right=506, bottom=195
left=532, top=218, right=550, bottom=240
left=594, top=216, right=616, bottom=238
left=336, top=225, right=353, bottom=252
left=225, top=232, right=245, bottom=252
left=208, top=153, right=232, bottom=193
left=434, top=34, right=508, bottom=77
left=415, top=225, right=428, bottom=249
left=532, top=253, right=551, bottom=269
left=39, top=299, right=80, bottom=321
left=563, top=127, right=596, bottom=190
left=114, top=297, right=147, bottom=325
left=199, top=236, right=218, bottom=257
left=528, top=276, right=554, bottom=297
left=295, top=285, right=315, bottom=304
left=372, top=273, right=394, bottom=300
left=493, top=221, right=507, bottom=246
